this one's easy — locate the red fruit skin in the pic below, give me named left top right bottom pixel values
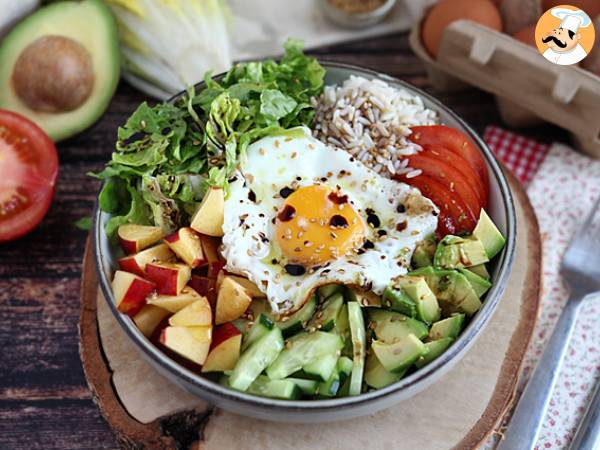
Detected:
left=118, top=256, right=144, bottom=277
left=146, top=264, right=179, bottom=295
left=207, top=261, right=225, bottom=279
left=189, top=275, right=217, bottom=307
left=164, top=232, right=179, bottom=243
left=119, top=237, right=138, bottom=255
left=118, top=278, right=155, bottom=317
left=210, top=322, right=242, bottom=352
left=200, top=235, right=222, bottom=263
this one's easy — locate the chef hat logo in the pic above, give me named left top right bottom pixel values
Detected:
left=534, top=4, right=595, bottom=66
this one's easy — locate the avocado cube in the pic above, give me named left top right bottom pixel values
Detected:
left=415, top=337, right=454, bottom=368
left=368, top=309, right=429, bottom=342
left=473, top=209, right=506, bottom=259
left=433, top=235, right=489, bottom=269
left=411, top=235, right=437, bottom=268
left=346, top=288, right=382, bottom=307
left=382, top=286, right=417, bottom=317
left=395, top=276, right=441, bottom=324
left=371, top=334, right=427, bottom=373
left=458, top=268, right=492, bottom=297
left=364, top=353, right=404, bottom=389
left=468, top=264, right=490, bottom=280
left=429, top=314, right=465, bottom=340
left=450, top=273, right=482, bottom=316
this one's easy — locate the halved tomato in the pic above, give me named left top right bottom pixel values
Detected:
left=0, top=110, right=58, bottom=242
left=395, top=173, right=477, bottom=236
left=409, top=125, right=489, bottom=201
left=404, top=152, right=482, bottom=221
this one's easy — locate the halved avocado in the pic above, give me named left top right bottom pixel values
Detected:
left=0, top=0, right=120, bottom=141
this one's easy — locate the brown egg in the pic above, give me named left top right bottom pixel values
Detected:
left=542, top=0, right=600, bottom=19
left=582, top=15, right=600, bottom=75
left=422, top=0, right=503, bottom=58
left=512, top=24, right=538, bottom=47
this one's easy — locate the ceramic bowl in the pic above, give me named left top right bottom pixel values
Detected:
left=94, top=62, right=516, bottom=423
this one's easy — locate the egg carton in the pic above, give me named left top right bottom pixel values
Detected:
left=409, top=18, right=600, bottom=158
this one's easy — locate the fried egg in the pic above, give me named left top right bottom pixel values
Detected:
left=221, top=127, right=438, bottom=314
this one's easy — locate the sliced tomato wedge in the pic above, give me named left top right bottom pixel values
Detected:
left=0, top=110, right=58, bottom=242
left=409, top=125, right=489, bottom=202
left=395, top=173, right=477, bottom=236
left=419, top=144, right=488, bottom=209
left=404, top=152, right=481, bottom=221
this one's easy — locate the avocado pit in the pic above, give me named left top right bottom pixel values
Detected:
left=12, top=35, right=94, bottom=113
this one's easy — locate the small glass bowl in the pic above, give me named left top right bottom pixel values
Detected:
left=319, top=0, right=398, bottom=29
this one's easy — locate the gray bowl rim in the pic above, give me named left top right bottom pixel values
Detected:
left=93, top=60, right=516, bottom=412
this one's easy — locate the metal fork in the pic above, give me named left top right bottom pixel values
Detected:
left=497, top=197, right=600, bottom=450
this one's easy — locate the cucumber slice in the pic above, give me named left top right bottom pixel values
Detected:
left=415, top=337, right=454, bottom=368
left=303, top=353, right=339, bottom=382
left=286, top=377, right=319, bottom=396
left=318, top=356, right=353, bottom=397
left=309, top=292, right=344, bottom=332
left=246, top=375, right=302, bottom=400
left=278, top=294, right=317, bottom=338
left=241, top=314, right=274, bottom=351
left=336, top=304, right=353, bottom=358
left=382, top=286, right=417, bottom=317
left=429, top=314, right=465, bottom=340
left=229, top=327, right=284, bottom=391
left=266, top=331, right=343, bottom=380
left=371, top=334, right=427, bottom=373
left=368, top=309, right=429, bottom=342
left=347, top=302, right=366, bottom=396
left=317, top=284, right=344, bottom=301
left=364, top=353, right=404, bottom=389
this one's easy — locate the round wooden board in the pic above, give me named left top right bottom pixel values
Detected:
left=79, top=171, right=541, bottom=450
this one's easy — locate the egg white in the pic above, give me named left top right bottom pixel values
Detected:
left=221, top=127, right=438, bottom=314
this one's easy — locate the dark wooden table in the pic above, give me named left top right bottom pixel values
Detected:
left=0, top=32, right=567, bottom=449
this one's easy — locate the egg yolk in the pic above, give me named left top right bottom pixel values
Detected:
left=275, top=185, right=366, bottom=266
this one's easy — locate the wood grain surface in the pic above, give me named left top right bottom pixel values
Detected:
left=0, top=32, right=565, bottom=450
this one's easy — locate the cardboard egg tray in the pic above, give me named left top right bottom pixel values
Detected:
left=409, top=19, right=600, bottom=158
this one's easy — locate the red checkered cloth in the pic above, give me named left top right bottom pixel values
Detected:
left=483, top=126, right=550, bottom=186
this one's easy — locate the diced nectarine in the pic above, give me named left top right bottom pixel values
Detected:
left=215, top=276, right=252, bottom=324
left=190, top=188, right=224, bottom=237
left=160, top=326, right=212, bottom=365
left=133, top=304, right=170, bottom=337
left=228, top=275, right=265, bottom=298
left=118, top=224, right=165, bottom=254
left=200, top=234, right=222, bottom=263
left=118, top=243, right=174, bottom=276
left=145, top=262, right=191, bottom=295
left=164, top=227, right=205, bottom=268
left=111, top=270, right=156, bottom=316
left=147, top=286, right=203, bottom=313
left=202, top=323, right=242, bottom=372
left=168, top=297, right=212, bottom=327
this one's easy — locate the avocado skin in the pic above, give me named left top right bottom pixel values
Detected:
left=0, top=0, right=120, bottom=141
